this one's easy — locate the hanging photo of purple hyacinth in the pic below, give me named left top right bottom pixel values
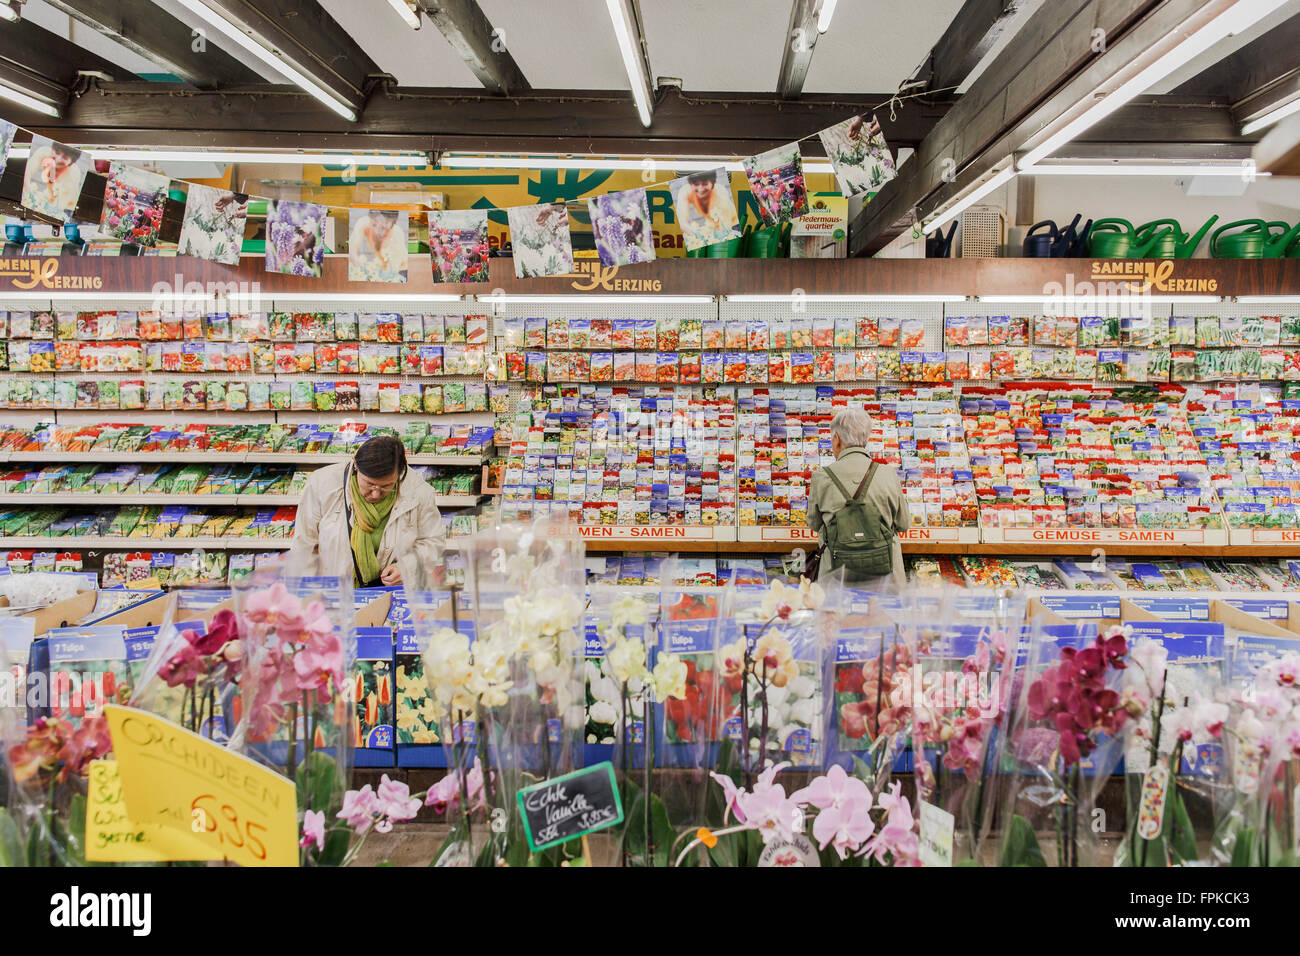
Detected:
left=587, top=187, right=656, bottom=267
left=265, top=200, right=327, bottom=278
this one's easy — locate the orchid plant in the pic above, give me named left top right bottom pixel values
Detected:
left=154, top=609, right=242, bottom=738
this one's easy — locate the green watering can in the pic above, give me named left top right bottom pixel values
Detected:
left=1087, top=218, right=1175, bottom=258
left=1132, top=215, right=1218, bottom=258
left=1211, top=219, right=1300, bottom=258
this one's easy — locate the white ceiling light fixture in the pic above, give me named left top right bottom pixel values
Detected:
left=268, top=293, right=464, bottom=304
left=5, top=147, right=425, bottom=166
left=605, top=0, right=654, bottom=128
left=978, top=294, right=1222, bottom=304
left=168, top=0, right=359, bottom=122
left=0, top=3, right=19, bottom=23
left=1024, top=161, right=1270, bottom=177
left=726, top=293, right=968, bottom=303
left=438, top=153, right=837, bottom=174
left=479, top=294, right=715, bottom=305
left=920, top=161, right=1016, bottom=235
left=1241, top=96, right=1300, bottom=136
left=1018, top=0, right=1293, bottom=171
left=385, top=0, right=421, bottom=30
left=815, top=0, right=838, bottom=33
left=0, top=83, right=60, bottom=118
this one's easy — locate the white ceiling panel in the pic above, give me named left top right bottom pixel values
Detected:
left=640, top=0, right=790, bottom=92
left=315, top=0, right=483, bottom=87
left=803, top=0, right=966, bottom=93
left=476, top=0, right=629, bottom=89
left=23, top=0, right=163, bottom=78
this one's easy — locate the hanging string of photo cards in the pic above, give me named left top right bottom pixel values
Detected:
left=0, top=110, right=896, bottom=281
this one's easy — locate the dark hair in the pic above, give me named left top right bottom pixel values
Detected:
left=51, top=143, right=81, bottom=162
left=354, top=435, right=407, bottom=480
left=686, top=171, right=715, bottom=185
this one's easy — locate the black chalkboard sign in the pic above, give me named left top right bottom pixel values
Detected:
left=516, top=761, right=624, bottom=852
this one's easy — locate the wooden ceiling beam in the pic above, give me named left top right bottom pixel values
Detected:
left=417, top=0, right=529, bottom=95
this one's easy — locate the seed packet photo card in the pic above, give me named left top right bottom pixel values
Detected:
left=265, top=200, right=326, bottom=278
left=817, top=114, right=897, bottom=197
left=671, top=168, right=742, bottom=251
left=507, top=202, right=574, bottom=278
left=101, top=163, right=169, bottom=247
left=348, top=208, right=409, bottom=283
left=588, top=187, right=656, bottom=266
left=22, top=136, right=91, bottom=221
left=429, top=209, right=490, bottom=282
left=178, top=184, right=249, bottom=265
left=743, top=142, right=809, bottom=225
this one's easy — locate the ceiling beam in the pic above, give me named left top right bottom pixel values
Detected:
left=776, top=0, right=820, bottom=99
left=417, top=0, right=529, bottom=95
left=0, top=18, right=132, bottom=85
left=1172, top=10, right=1300, bottom=103
left=41, top=0, right=263, bottom=88
left=849, top=0, right=1261, bottom=256
left=1254, top=109, right=1300, bottom=176
left=25, top=85, right=948, bottom=154
left=921, top=0, right=1035, bottom=94
left=182, top=0, right=381, bottom=104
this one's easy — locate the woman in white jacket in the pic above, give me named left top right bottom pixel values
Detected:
left=289, top=436, right=445, bottom=586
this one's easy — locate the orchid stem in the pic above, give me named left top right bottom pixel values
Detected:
left=740, top=625, right=752, bottom=791
left=643, top=695, right=652, bottom=866
left=454, top=708, right=472, bottom=861
left=302, top=692, right=313, bottom=801
left=620, top=680, right=630, bottom=868
left=286, top=702, right=298, bottom=780
left=673, top=824, right=750, bottom=868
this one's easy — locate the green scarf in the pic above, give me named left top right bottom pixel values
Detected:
left=349, top=471, right=396, bottom=586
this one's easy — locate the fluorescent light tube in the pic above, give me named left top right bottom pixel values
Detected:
left=438, top=154, right=835, bottom=173
left=1241, top=97, right=1300, bottom=136
left=479, top=294, right=715, bottom=305
left=921, top=166, right=1015, bottom=234
left=605, top=0, right=653, bottom=127
left=0, top=83, right=60, bottom=118
left=270, top=293, right=464, bottom=303
left=1018, top=0, right=1291, bottom=169
left=5, top=147, right=424, bottom=166
left=169, top=0, right=358, bottom=122
left=0, top=3, right=18, bottom=23
left=1025, top=163, right=1268, bottom=178
left=726, top=294, right=967, bottom=303
left=816, top=0, right=838, bottom=32
left=1236, top=295, right=1300, bottom=303
left=385, top=0, right=421, bottom=29
left=978, top=295, right=1222, bottom=304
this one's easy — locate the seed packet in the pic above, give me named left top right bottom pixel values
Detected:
left=1049, top=347, right=1075, bottom=379
left=399, top=312, right=423, bottom=343
left=632, top=319, right=655, bottom=350
left=1123, top=350, right=1148, bottom=383
left=724, top=321, right=747, bottom=350
left=987, top=314, right=1009, bottom=345
left=357, top=312, right=379, bottom=342
left=376, top=313, right=400, bottom=343
left=1052, top=315, right=1079, bottom=347
left=29, top=341, right=55, bottom=373
left=546, top=350, right=570, bottom=382
left=656, top=352, right=679, bottom=383
left=588, top=351, right=613, bottom=382
left=206, top=379, right=228, bottom=410
left=651, top=317, right=677, bottom=351
left=700, top=351, right=722, bottom=383
left=30, top=380, right=53, bottom=408
left=562, top=317, right=588, bottom=351
left=856, top=316, right=878, bottom=347
left=677, top=351, right=700, bottom=384
left=811, top=350, right=833, bottom=380
left=29, top=309, right=54, bottom=340
left=878, top=316, right=900, bottom=347
left=422, top=384, right=444, bottom=413
left=1077, top=315, right=1105, bottom=347
left=359, top=381, right=379, bottom=411
left=1195, top=315, right=1221, bottom=348
left=1147, top=348, right=1171, bottom=381
left=179, top=380, right=202, bottom=409
left=546, top=316, right=569, bottom=349
left=203, top=341, right=226, bottom=371
left=376, top=382, right=399, bottom=413
left=748, top=321, right=770, bottom=352
left=203, top=312, right=230, bottom=342
left=812, top=317, right=835, bottom=349
left=961, top=315, right=986, bottom=346
left=1279, top=316, right=1300, bottom=346
left=1096, top=350, right=1123, bottom=382
left=631, top=352, right=653, bottom=382
left=1194, top=349, right=1220, bottom=381
left=944, top=315, right=969, bottom=347
left=1167, top=349, right=1194, bottom=382
left=442, top=382, right=465, bottom=412
left=790, top=318, right=812, bottom=349
left=723, top=352, right=746, bottom=383
left=337, top=342, right=359, bottom=373
left=1219, top=348, right=1242, bottom=378
left=1245, top=314, right=1280, bottom=346
left=143, top=380, right=165, bottom=409
left=854, top=349, right=876, bottom=380
left=609, top=319, right=633, bottom=350
left=569, top=351, right=591, bottom=381
left=590, top=318, right=613, bottom=350
left=224, top=343, right=250, bottom=373
left=1033, top=315, right=1056, bottom=346
left=119, top=379, right=144, bottom=409
left=419, top=345, right=444, bottom=376
left=268, top=381, right=291, bottom=410
left=614, top=351, right=636, bottom=382
left=1239, top=347, right=1261, bottom=379
left=1218, top=314, right=1244, bottom=347
left=53, top=311, right=74, bottom=340
left=397, top=382, right=421, bottom=413
left=312, top=342, right=338, bottom=373
left=250, top=342, right=273, bottom=374
left=526, top=351, right=546, bottom=382
left=273, top=342, right=295, bottom=373
left=179, top=312, right=201, bottom=341
left=831, top=316, right=855, bottom=348
left=1261, top=348, right=1284, bottom=379
left=400, top=343, right=421, bottom=374
left=335, top=381, right=359, bottom=412
left=1010, top=316, right=1032, bottom=346
left=833, top=350, right=856, bottom=382
left=1163, top=314, right=1193, bottom=346
left=988, top=349, right=1013, bottom=379
left=6, top=340, right=29, bottom=370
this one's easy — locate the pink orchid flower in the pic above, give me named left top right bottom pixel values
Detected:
left=337, top=785, right=378, bottom=834
left=791, top=763, right=870, bottom=811
left=300, top=809, right=325, bottom=851
left=811, top=792, right=875, bottom=859
left=374, top=775, right=421, bottom=833
left=708, top=771, right=747, bottom=824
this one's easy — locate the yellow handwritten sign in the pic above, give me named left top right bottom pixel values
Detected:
left=85, top=759, right=223, bottom=862
left=104, top=704, right=299, bottom=868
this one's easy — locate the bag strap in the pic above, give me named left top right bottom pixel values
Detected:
left=341, top=464, right=369, bottom=587
left=853, top=461, right=880, bottom=502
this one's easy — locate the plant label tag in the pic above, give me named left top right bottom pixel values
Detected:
left=516, top=761, right=623, bottom=852
left=920, top=801, right=954, bottom=867
left=1138, top=763, right=1170, bottom=840
left=758, top=833, right=820, bottom=867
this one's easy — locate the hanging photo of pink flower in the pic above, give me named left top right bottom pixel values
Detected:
left=429, top=209, right=490, bottom=283
left=743, top=143, right=809, bottom=226
left=587, top=188, right=655, bottom=267
left=100, top=163, right=170, bottom=247
left=265, top=200, right=327, bottom=278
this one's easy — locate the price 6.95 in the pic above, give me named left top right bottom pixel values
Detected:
left=191, top=794, right=268, bottom=860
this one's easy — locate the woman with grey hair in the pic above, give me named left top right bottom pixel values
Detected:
left=805, top=406, right=911, bottom=587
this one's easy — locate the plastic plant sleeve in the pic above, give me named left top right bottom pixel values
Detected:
left=654, top=562, right=736, bottom=867
left=1113, top=626, right=1231, bottom=868
left=905, top=586, right=1026, bottom=865
left=224, top=568, right=356, bottom=867
left=991, top=616, right=1129, bottom=868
